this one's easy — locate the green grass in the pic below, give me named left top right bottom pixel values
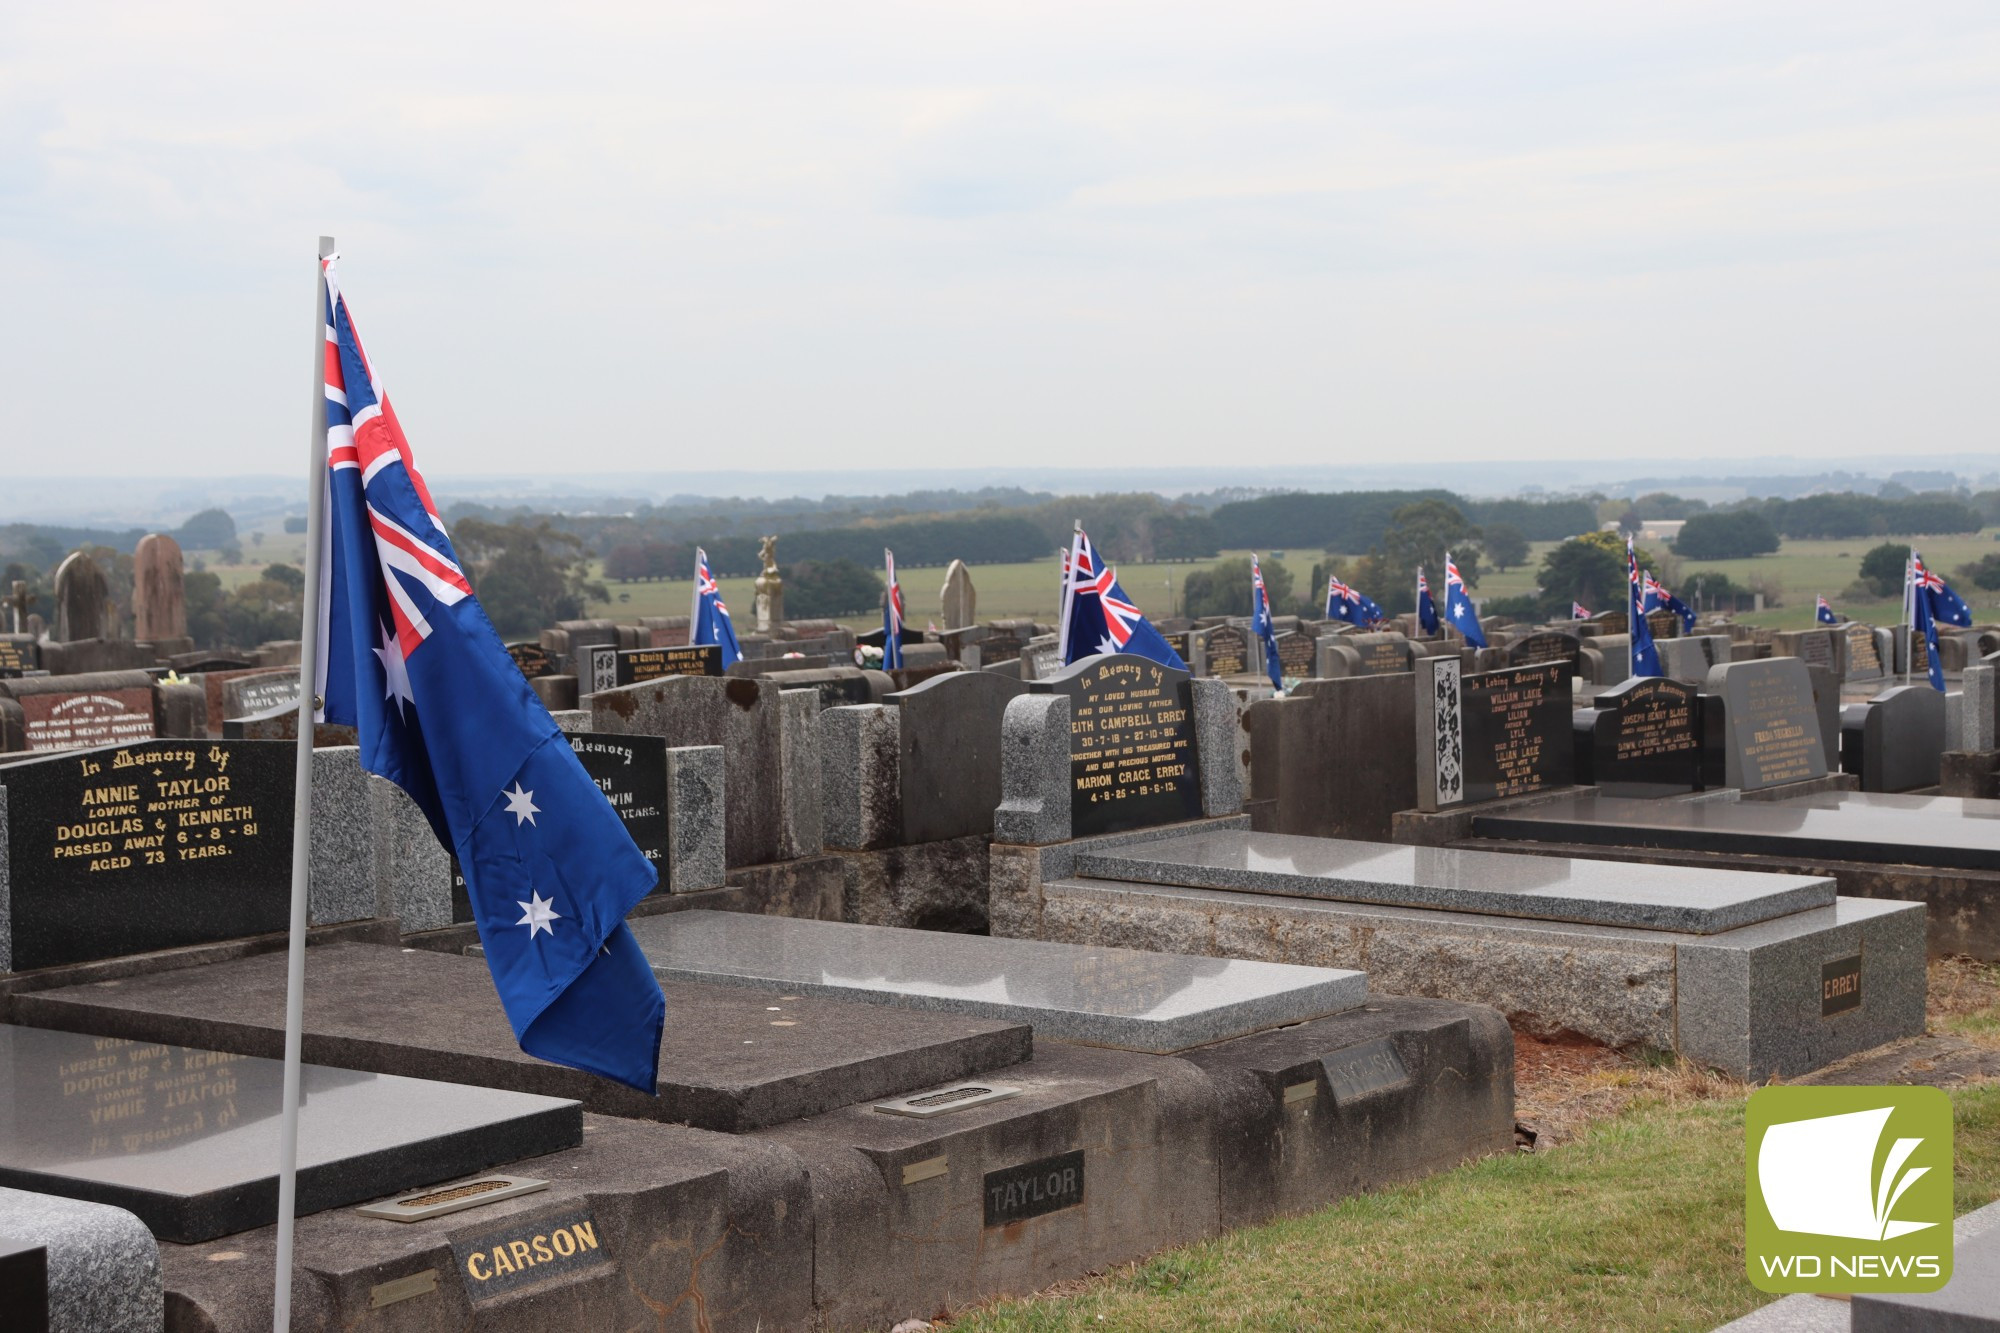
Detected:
left=943, top=1083, right=2000, bottom=1333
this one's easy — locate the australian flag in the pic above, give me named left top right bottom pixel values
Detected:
left=315, top=257, right=664, bottom=1093
left=1059, top=527, right=1186, bottom=671
left=1571, top=601, right=1592, bottom=620
left=1326, top=575, right=1383, bottom=627
left=691, top=548, right=743, bottom=668
left=882, top=548, right=904, bottom=670
left=1443, top=553, right=1486, bottom=648
left=1912, top=552, right=1971, bottom=691
left=1643, top=573, right=1696, bottom=635
left=1416, top=567, right=1441, bottom=635
left=1627, top=538, right=1661, bottom=678
left=1251, top=554, right=1283, bottom=690
left=1816, top=595, right=1838, bottom=625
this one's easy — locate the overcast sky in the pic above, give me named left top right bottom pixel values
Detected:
left=4, top=2, right=1997, bottom=481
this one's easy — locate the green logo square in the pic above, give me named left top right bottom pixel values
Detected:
left=1745, top=1085, right=1953, bottom=1293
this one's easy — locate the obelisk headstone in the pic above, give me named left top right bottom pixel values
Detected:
left=132, top=533, right=188, bottom=642
left=939, top=560, right=977, bottom=630
left=753, top=535, right=784, bottom=632
left=51, top=552, right=109, bottom=643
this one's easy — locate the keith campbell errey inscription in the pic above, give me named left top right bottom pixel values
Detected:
left=52, top=744, right=263, bottom=874
left=1065, top=657, right=1200, bottom=834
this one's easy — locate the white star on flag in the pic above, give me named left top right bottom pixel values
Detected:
left=515, top=891, right=560, bottom=938
left=373, top=622, right=415, bottom=719
left=503, top=783, right=539, bottom=826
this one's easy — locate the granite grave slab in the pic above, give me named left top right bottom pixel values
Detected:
left=0, top=1186, right=157, bottom=1333
left=1073, top=828, right=1835, bottom=933
left=0, top=1025, right=580, bottom=1243
left=628, top=909, right=1364, bottom=1052
left=11, top=943, right=1032, bottom=1133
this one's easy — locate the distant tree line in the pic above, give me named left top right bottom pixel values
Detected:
left=1207, top=491, right=1597, bottom=552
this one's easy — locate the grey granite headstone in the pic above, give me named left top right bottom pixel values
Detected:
left=1858, top=685, right=1947, bottom=793
left=994, top=693, right=1071, bottom=845
left=777, top=689, right=824, bottom=860
left=371, top=772, right=452, bottom=932
left=309, top=747, right=384, bottom=926
left=1959, top=663, right=1996, bottom=752
left=1705, top=658, right=1828, bottom=791
left=0, top=1187, right=159, bottom=1333
left=666, top=744, right=726, bottom=892
left=888, top=669, right=1027, bottom=844
left=819, top=704, right=900, bottom=851
left=50, top=552, right=108, bottom=644
left=629, top=909, right=1366, bottom=1053
left=1190, top=676, right=1244, bottom=817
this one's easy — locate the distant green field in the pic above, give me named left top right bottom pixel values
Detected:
left=584, top=529, right=2000, bottom=632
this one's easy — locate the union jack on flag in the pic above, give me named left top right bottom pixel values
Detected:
left=1250, top=553, right=1282, bottom=690
left=691, top=547, right=744, bottom=667
left=1057, top=527, right=1185, bottom=671
left=1572, top=602, right=1592, bottom=619
left=1911, top=551, right=1972, bottom=629
left=1442, top=552, right=1486, bottom=648
left=882, top=547, right=905, bottom=670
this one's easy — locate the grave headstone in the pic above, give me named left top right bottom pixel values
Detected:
left=0, top=635, right=32, bottom=678
left=1586, top=675, right=1703, bottom=796
left=1960, top=663, right=1998, bottom=752
left=1197, top=625, right=1250, bottom=678
left=1, top=673, right=157, bottom=752
left=1272, top=630, right=1315, bottom=679
left=1775, top=628, right=1839, bottom=676
left=448, top=732, right=669, bottom=919
left=940, top=559, right=977, bottom=629
left=506, top=642, right=556, bottom=678
left=220, top=668, right=299, bottom=721
left=0, top=1186, right=157, bottom=1333
left=1704, top=658, right=1829, bottom=791
left=1849, top=685, right=1948, bottom=793
left=1250, top=674, right=1416, bottom=841
left=1022, top=637, right=1064, bottom=681
left=131, top=533, right=187, bottom=644
left=0, top=739, right=291, bottom=970
left=1845, top=622, right=1884, bottom=681
left=1417, top=659, right=1573, bottom=810
left=1505, top=631, right=1582, bottom=678
left=50, top=552, right=109, bottom=644
left=1645, top=608, right=1680, bottom=640
left=585, top=644, right=724, bottom=694
left=888, top=670, right=1029, bottom=844
left=1026, top=654, right=1202, bottom=838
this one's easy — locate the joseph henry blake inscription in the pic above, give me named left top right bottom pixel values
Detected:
left=1043, top=655, right=1202, bottom=837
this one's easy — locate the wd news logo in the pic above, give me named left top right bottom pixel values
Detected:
left=1745, top=1086, right=1953, bottom=1294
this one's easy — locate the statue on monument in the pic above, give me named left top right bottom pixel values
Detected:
left=754, top=535, right=784, bottom=632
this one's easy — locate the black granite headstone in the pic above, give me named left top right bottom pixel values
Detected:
left=1854, top=685, right=1947, bottom=793
left=451, top=732, right=668, bottom=922
left=1588, top=676, right=1703, bottom=796
left=1029, top=654, right=1203, bottom=838
left=1506, top=631, right=1583, bottom=678
left=889, top=670, right=1028, bottom=844
left=1274, top=630, right=1315, bottom=679
left=1457, top=662, right=1574, bottom=803
left=1200, top=626, right=1248, bottom=678
left=506, top=642, right=555, bottom=679
left=586, top=644, right=723, bottom=693
left=0, top=637, right=35, bottom=678
left=0, top=740, right=293, bottom=970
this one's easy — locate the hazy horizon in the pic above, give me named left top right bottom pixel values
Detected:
left=5, top=3, right=1997, bottom=479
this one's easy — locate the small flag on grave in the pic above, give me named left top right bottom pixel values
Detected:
left=691, top=547, right=744, bottom=668
left=1644, top=571, right=1696, bottom=634
left=1571, top=601, right=1592, bottom=620
left=316, top=254, right=665, bottom=1093
left=1627, top=537, right=1661, bottom=678
left=1816, top=594, right=1838, bottom=625
left=1443, top=552, right=1486, bottom=648
left=1251, top=553, right=1283, bottom=690
left=1911, top=552, right=1971, bottom=691
left=882, top=547, right=905, bottom=670
left=1417, top=566, right=1441, bottom=635
left=1057, top=524, right=1186, bottom=671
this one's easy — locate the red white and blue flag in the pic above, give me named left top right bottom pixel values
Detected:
left=1057, top=527, right=1186, bottom=671
left=1417, top=567, right=1441, bottom=635
left=1816, top=595, right=1838, bottom=625
left=315, top=256, right=664, bottom=1092
left=690, top=547, right=743, bottom=667
left=1442, top=553, right=1486, bottom=648
left=1251, top=554, right=1282, bottom=690
left=1326, top=575, right=1384, bottom=627
left=1627, top=537, right=1661, bottom=677
left=882, top=548, right=905, bottom=670
left=1571, top=601, right=1592, bottom=620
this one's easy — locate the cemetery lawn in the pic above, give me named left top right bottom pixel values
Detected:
left=944, top=1081, right=2000, bottom=1333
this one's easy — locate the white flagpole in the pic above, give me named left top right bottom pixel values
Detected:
left=1903, top=552, right=1915, bottom=686
left=1055, top=521, right=1082, bottom=666
left=274, top=235, right=334, bottom=1332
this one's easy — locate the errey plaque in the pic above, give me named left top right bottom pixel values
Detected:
left=452, top=732, right=668, bottom=921
left=1029, top=654, right=1203, bottom=838
left=984, top=1149, right=1085, bottom=1227
left=1821, top=954, right=1862, bottom=1016
left=0, top=740, right=293, bottom=970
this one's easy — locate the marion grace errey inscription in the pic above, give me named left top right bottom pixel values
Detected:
left=1032, top=654, right=1203, bottom=838
left=0, top=740, right=292, bottom=970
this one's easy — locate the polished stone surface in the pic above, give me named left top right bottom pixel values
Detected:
left=1849, top=1197, right=2000, bottom=1332
left=13, top=944, right=1030, bottom=1134
left=1189, top=677, right=1245, bottom=818
left=1473, top=788, right=2000, bottom=872
left=888, top=670, right=1026, bottom=844
left=628, top=909, right=1365, bottom=1052
left=994, top=693, right=1072, bottom=845
left=819, top=703, right=900, bottom=851
left=1074, top=829, right=1835, bottom=934
left=0, top=1025, right=581, bottom=1243
left=665, top=744, right=726, bottom=893
left=0, top=1187, right=159, bottom=1333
